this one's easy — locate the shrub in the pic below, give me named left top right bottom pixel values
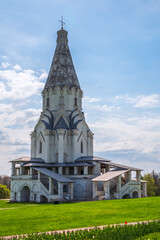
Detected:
left=10, top=220, right=160, bottom=240
left=0, top=184, right=10, bottom=199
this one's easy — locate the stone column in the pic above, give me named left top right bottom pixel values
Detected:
left=45, top=129, right=51, bottom=163
left=38, top=171, right=40, bottom=180
left=20, top=165, right=23, bottom=175
left=144, top=182, right=147, bottom=197
left=30, top=167, right=32, bottom=177
left=116, top=176, right=121, bottom=199
left=136, top=170, right=141, bottom=183
left=49, top=177, right=52, bottom=195
left=84, top=166, right=88, bottom=175
left=11, top=163, right=16, bottom=176
left=74, top=167, right=78, bottom=175
left=92, top=182, right=97, bottom=199
left=58, top=167, right=62, bottom=175
left=72, top=130, right=78, bottom=161
left=104, top=181, right=110, bottom=200
left=69, top=183, right=74, bottom=200
left=30, top=131, right=36, bottom=157
left=87, top=132, right=91, bottom=155
left=90, top=133, right=94, bottom=156
left=105, top=165, right=110, bottom=172
left=58, top=182, right=63, bottom=201
left=57, top=129, right=64, bottom=163
left=127, top=171, right=131, bottom=181
left=94, top=162, right=100, bottom=175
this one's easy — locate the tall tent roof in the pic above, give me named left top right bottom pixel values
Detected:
left=44, top=29, right=80, bottom=90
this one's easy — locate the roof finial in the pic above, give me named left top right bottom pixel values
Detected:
left=59, top=16, right=65, bottom=30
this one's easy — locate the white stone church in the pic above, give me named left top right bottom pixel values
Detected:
left=10, top=27, right=147, bottom=202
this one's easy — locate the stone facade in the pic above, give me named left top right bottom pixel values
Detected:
left=10, top=28, right=147, bottom=203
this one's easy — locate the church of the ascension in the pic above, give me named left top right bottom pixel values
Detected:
left=10, top=25, right=147, bottom=202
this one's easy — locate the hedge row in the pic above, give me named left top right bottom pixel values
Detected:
left=11, top=220, right=160, bottom=240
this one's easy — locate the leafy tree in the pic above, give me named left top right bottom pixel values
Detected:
left=0, top=175, right=10, bottom=189
left=0, top=184, right=10, bottom=199
left=143, top=174, right=157, bottom=197
left=151, top=171, right=160, bottom=196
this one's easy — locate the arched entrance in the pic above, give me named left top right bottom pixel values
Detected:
left=20, top=186, right=30, bottom=202
left=40, top=195, right=48, bottom=203
left=122, top=194, right=130, bottom=199
left=132, top=191, right=138, bottom=198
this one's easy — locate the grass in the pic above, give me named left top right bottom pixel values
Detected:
left=0, top=197, right=160, bottom=237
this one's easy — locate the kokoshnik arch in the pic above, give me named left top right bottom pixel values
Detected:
left=10, top=25, right=147, bottom=202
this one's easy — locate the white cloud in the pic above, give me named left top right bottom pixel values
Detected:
left=0, top=103, right=14, bottom=112
left=13, top=64, right=22, bottom=71
left=84, top=96, right=101, bottom=103
left=1, top=62, right=11, bottom=68
left=39, top=71, right=48, bottom=80
left=134, top=94, right=160, bottom=108
left=115, top=94, right=160, bottom=108
left=91, top=116, right=160, bottom=156
left=0, top=67, right=46, bottom=100
left=83, top=96, right=113, bottom=113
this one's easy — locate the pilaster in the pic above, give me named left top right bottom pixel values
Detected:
left=11, top=163, right=16, bottom=176
left=57, top=129, right=65, bottom=163
left=74, top=167, right=78, bottom=175
left=92, top=182, right=97, bottom=199
left=30, top=131, right=36, bottom=157
left=136, top=170, right=141, bottom=183
left=87, top=132, right=91, bottom=155
left=116, top=175, right=122, bottom=199
left=104, top=181, right=110, bottom=200
left=84, top=166, right=88, bottom=175
left=58, top=182, right=63, bottom=200
left=44, top=129, right=51, bottom=163
left=69, top=183, right=74, bottom=200
left=72, top=129, right=78, bottom=161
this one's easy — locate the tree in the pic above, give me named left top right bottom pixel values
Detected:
left=143, top=174, right=157, bottom=197
left=151, top=171, right=160, bottom=196
left=0, top=175, right=11, bottom=189
left=0, top=184, right=10, bottom=199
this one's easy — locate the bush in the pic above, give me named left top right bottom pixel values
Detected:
left=10, top=220, right=160, bottom=240
left=0, top=184, right=10, bottom=199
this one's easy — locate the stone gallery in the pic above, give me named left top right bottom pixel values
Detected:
left=10, top=26, right=147, bottom=202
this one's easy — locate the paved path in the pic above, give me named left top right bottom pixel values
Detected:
left=0, top=220, right=159, bottom=240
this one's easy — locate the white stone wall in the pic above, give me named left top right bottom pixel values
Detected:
left=31, top=85, right=93, bottom=163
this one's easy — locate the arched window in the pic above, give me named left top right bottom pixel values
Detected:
left=80, top=141, right=83, bottom=153
left=59, top=96, right=64, bottom=105
left=39, top=141, right=42, bottom=154
left=75, top=97, right=78, bottom=106
left=46, top=97, right=50, bottom=107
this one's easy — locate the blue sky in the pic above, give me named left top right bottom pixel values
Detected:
left=0, top=0, right=160, bottom=175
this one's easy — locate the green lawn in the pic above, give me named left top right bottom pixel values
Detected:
left=0, top=197, right=160, bottom=237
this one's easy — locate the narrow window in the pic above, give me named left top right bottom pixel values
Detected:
left=14, top=192, right=17, bottom=201
left=39, top=141, right=42, bottom=154
left=34, top=194, right=36, bottom=202
left=81, top=141, right=83, bottom=153
left=75, top=97, right=77, bottom=106
left=46, top=97, right=50, bottom=107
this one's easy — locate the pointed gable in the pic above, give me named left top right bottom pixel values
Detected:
left=55, top=116, right=68, bottom=130
left=44, top=30, right=80, bottom=90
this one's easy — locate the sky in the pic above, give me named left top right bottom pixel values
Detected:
left=0, top=0, right=160, bottom=175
